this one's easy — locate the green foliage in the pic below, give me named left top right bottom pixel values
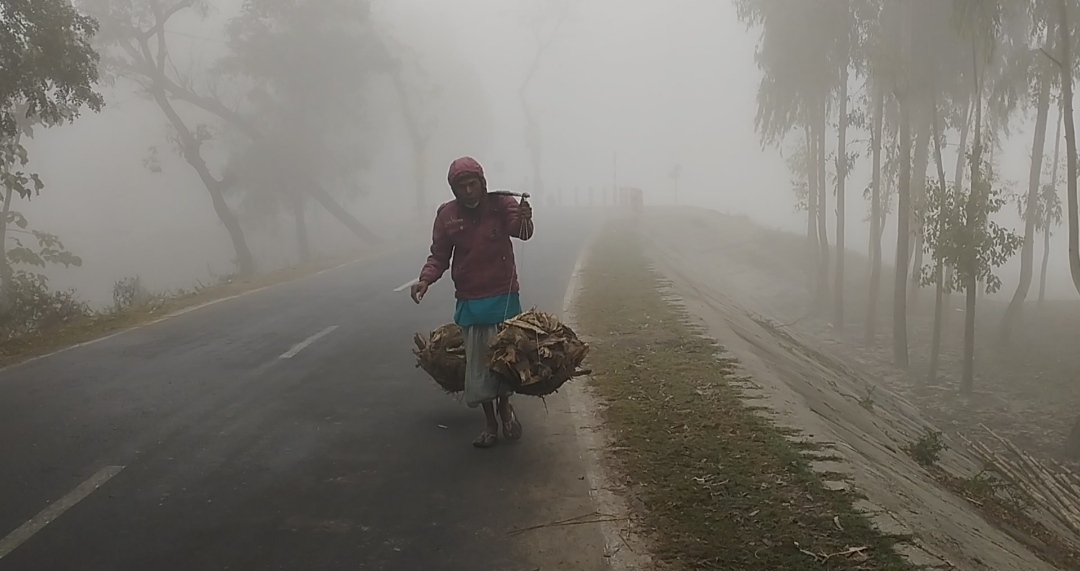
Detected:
left=908, top=430, right=947, bottom=468
left=921, top=171, right=1022, bottom=295
left=0, top=270, right=89, bottom=340
left=736, top=0, right=849, bottom=146
left=0, top=0, right=101, bottom=339
left=6, top=227, right=83, bottom=269
left=0, top=211, right=88, bottom=340
left=0, top=0, right=104, bottom=138
left=0, top=138, right=44, bottom=200
left=1019, top=183, right=1065, bottom=236
left=112, top=275, right=156, bottom=312
left=218, top=0, right=391, bottom=227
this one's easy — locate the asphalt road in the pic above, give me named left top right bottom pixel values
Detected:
left=0, top=211, right=605, bottom=570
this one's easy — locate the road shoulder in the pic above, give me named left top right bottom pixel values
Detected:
left=569, top=218, right=927, bottom=570
left=637, top=207, right=1069, bottom=570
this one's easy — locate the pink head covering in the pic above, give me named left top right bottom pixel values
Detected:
left=447, top=156, right=486, bottom=188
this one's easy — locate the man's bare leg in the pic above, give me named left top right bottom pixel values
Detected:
left=473, top=402, right=500, bottom=448
left=497, top=396, right=523, bottom=441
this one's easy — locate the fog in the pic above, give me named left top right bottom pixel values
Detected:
left=9, top=0, right=1080, bottom=309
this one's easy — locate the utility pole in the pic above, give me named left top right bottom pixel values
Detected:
left=613, top=152, right=618, bottom=208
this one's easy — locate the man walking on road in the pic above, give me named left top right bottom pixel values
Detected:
left=411, top=157, right=535, bottom=448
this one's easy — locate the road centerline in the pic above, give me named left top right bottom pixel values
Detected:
left=0, top=465, right=124, bottom=560
left=280, top=326, right=339, bottom=360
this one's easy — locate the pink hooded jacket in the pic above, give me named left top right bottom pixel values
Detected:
left=418, top=157, right=534, bottom=300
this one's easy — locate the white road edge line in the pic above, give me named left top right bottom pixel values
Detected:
left=561, top=219, right=649, bottom=571
left=279, top=326, right=339, bottom=360
left=0, top=465, right=124, bottom=560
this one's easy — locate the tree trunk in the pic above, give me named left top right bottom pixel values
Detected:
left=866, top=85, right=885, bottom=346
left=1000, top=76, right=1052, bottom=344
left=1041, top=227, right=1052, bottom=305
left=945, top=99, right=972, bottom=330
left=806, top=124, right=821, bottom=291
left=1060, top=0, right=1080, bottom=297
left=961, top=44, right=983, bottom=395
left=929, top=96, right=950, bottom=383
left=817, top=105, right=831, bottom=314
left=893, top=0, right=913, bottom=369
left=160, top=79, right=380, bottom=245
left=909, top=125, right=930, bottom=306
left=954, top=99, right=972, bottom=201
left=292, top=193, right=310, bottom=264
left=413, top=147, right=428, bottom=222
left=895, top=104, right=912, bottom=370
left=834, top=26, right=850, bottom=330
left=1042, top=103, right=1064, bottom=307
left=150, top=87, right=255, bottom=277
left=0, top=185, right=13, bottom=315
left=389, top=70, right=432, bottom=223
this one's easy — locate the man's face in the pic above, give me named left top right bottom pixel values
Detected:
left=453, top=175, right=485, bottom=209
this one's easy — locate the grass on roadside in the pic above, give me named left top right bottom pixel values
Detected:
left=575, top=220, right=915, bottom=570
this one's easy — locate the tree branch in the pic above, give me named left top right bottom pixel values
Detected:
left=518, top=2, right=572, bottom=98
left=1040, top=47, right=1064, bottom=69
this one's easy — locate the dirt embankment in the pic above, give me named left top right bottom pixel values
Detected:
left=639, top=207, right=1074, bottom=570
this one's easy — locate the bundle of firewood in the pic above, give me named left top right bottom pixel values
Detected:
left=412, top=324, right=466, bottom=393
left=960, top=424, right=1080, bottom=541
left=488, top=310, right=591, bottom=397
left=412, top=310, right=590, bottom=397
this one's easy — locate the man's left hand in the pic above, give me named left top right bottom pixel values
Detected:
left=519, top=199, right=532, bottom=221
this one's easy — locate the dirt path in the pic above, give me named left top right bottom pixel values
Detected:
left=640, top=207, right=1064, bottom=570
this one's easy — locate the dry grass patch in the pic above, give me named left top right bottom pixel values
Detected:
left=575, top=220, right=914, bottom=570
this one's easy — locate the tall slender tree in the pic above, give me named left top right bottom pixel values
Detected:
left=1039, top=101, right=1065, bottom=305
left=1000, top=72, right=1052, bottom=344
left=864, top=82, right=885, bottom=345
left=1057, top=0, right=1080, bottom=296
left=892, top=0, right=915, bottom=368
left=737, top=0, right=843, bottom=310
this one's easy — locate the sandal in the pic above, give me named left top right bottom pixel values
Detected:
left=502, top=409, right=523, bottom=442
left=472, top=431, right=499, bottom=449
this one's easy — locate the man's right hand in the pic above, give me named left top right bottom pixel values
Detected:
left=410, top=280, right=429, bottom=304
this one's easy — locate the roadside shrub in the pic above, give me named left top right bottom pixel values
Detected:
left=0, top=271, right=90, bottom=340
left=112, top=275, right=152, bottom=312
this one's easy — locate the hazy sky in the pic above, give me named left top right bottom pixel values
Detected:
left=380, top=0, right=795, bottom=223
left=11, top=0, right=1074, bottom=304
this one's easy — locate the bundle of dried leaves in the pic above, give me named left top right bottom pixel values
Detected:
left=413, top=324, right=466, bottom=393
left=489, top=310, right=590, bottom=397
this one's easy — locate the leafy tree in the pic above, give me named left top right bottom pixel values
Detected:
left=85, top=0, right=385, bottom=275
left=219, top=0, right=389, bottom=262
left=996, top=2, right=1057, bottom=344
left=85, top=0, right=256, bottom=275
left=924, top=100, right=957, bottom=383
left=921, top=161, right=1021, bottom=390
left=0, top=0, right=103, bottom=138
left=0, top=0, right=103, bottom=313
left=736, top=0, right=846, bottom=313
left=952, top=0, right=1016, bottom=391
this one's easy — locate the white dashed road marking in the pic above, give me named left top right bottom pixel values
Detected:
left=279, top=326, right=339, bottom=359
left=0, top=465, right=125, bottom=560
